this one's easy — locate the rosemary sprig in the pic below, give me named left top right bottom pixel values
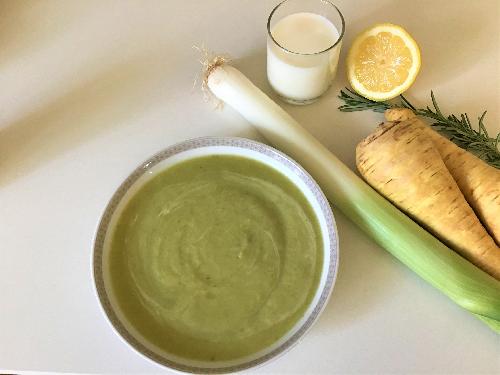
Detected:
left=338, top=88, right=500, bottom=169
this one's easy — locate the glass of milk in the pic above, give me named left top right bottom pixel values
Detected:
left=267, top=0, right=345, bottom=105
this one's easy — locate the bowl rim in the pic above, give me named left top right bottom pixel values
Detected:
left=92, top=136, right=339, bottom=374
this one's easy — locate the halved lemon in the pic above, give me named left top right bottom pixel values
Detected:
left=347, top=23, right=421, bottom=101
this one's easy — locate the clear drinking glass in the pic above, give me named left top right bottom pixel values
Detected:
left=267, top=0, right=345, bottom=105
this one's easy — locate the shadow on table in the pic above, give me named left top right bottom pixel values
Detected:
left=0, top=1, right=93, bottom=65
left=0, top=51, right=181, bottom=187
left=234, top=49, right=269, bottom=93
left=315, top=211, right=400, bottom=329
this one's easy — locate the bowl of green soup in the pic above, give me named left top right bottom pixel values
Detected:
left=93, top=137, right=338, bottom=373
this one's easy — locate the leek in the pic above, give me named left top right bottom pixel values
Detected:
left=204, top=62, right=500, bottom=332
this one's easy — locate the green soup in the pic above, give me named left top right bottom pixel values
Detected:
left=108, top=155, right=323, bottom=361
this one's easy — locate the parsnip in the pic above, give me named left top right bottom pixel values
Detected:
left=426, top=131, right=500, bottom=246
left=385, top=109, right=500, bottom=246
left=356, top=118, right=500, bottom=280
left=384, top=108, right=416, bottom=122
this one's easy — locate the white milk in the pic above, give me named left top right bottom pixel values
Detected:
left=267, top=12, right=341, bottom=103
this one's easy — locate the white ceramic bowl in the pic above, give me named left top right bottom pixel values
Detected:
left=93, top=137, right=339, bottom=374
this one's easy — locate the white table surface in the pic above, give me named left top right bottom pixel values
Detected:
left=1, top=0, right=499, bottom=373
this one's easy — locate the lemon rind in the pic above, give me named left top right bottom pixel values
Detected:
left=347, top=23, right=421, bottom=102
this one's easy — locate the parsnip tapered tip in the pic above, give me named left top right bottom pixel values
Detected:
left=385, top=108, right=416, bottom=122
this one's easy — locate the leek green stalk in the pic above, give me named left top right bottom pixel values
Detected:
left=205, top=63, right=500, bottom=332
